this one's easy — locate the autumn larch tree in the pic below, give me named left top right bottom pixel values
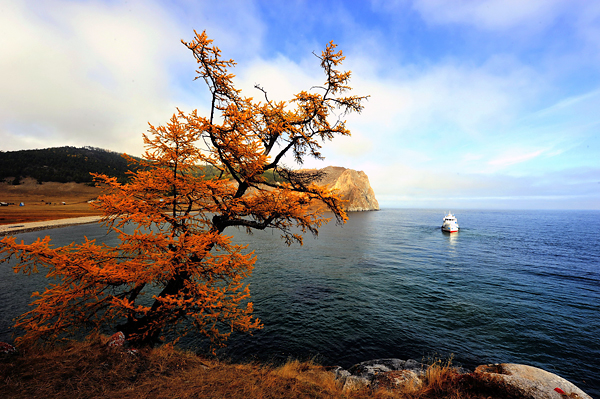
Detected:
left=0, top=31, right=367, bottom=349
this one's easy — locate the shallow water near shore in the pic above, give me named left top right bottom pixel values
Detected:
left=1, top=209, right=599, bottom=396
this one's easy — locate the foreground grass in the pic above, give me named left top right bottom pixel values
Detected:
left=0, top=337, right=522, bottom=398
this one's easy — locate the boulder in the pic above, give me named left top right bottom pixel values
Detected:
left=348, top=358, right=424, bottom=380
left=333, top=358, right=424, bottom=391
left=475, top=363, right=592, bottom=399
left=372, top=369, right=423, bottom=390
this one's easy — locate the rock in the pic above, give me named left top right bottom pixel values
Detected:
left=475, top=363, right=592, bottom=399
left=372, top=369, right=423, bottom=390
left=107, top=331, right=126, bottom=347
left=316, top=166, right=379, bottom=212
left=347, top=358, right=424, bottom=381
left=331, top=366, right=366, bottom=391
left=333, top=358, right=426, bottom=391
left=342, top=375, right=370, bottom=391
left=0, top=342, right=17, bottom=354
left=331, top=366, right=351, bottom=380
left=403, top=359, right=424, bottom=373
left=348, top=360, right=392, bottom=379
left=334, top=358, right=591, bottom=397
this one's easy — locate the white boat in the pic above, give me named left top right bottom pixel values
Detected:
left=441, top=212, right=459, bottom=233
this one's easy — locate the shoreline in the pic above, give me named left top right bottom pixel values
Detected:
left=0, top=216, right=103, bottom=236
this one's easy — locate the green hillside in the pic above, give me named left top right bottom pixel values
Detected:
left=0, top=146, right=283, bottom=185
left=0, top=146, right=139, bottom=184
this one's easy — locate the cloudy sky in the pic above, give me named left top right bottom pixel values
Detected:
left=1, top=0, right=599, bottom=209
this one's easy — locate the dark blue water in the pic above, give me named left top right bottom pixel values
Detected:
left=1, top=209, right=599, bottom=395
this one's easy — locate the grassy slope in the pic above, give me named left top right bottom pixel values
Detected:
left=0, top=337, right=521, bottom=399
left=0, top=178, right=103, bottom=225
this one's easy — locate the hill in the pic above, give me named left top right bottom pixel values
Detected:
left=311, top=166, right=380, bottom=211
left=0, top=146, right=139, bottom=184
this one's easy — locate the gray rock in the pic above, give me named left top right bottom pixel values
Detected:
left=332, top=358, right=428, bottom=392
left=342, top=375, right=370, bottom=391
left=331, top=365, right=366, bottom=391
left=372, top=369, right=423, bottom=390
left=392, top=369, right=422, bottom=388
left=342, top=358, right=425, bottom=383
left=348, top=358, right=407, bottom=380
left=331, top=366, right=351, bottom=380
left=404, top=359, right=425, bottom=374
left=475, top=363, right=592, bottom=399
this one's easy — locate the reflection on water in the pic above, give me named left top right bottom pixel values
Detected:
left=442, top=230, right=458, bottom=258
left=443, top=230, right=458, bottom=243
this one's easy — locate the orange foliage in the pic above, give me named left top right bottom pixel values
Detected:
left=0, top=31, right=367, bottom=349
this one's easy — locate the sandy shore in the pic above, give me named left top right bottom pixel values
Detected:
left=0, top=216, right=103, bottom=236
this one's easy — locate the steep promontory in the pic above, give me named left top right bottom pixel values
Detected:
left=315, top=166, right=379, bottom=212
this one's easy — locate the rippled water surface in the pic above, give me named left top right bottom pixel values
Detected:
left=1, top=209, right=599, bottom=395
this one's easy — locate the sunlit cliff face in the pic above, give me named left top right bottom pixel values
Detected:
left=314, top=166, right=379, bottom=212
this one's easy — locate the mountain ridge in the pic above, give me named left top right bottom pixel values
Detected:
left=0, top=146, right=138, bottom=184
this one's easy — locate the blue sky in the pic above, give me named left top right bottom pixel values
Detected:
left=1, top=0, right=599, bottom=209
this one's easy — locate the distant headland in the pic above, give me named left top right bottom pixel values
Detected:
left=308, top=166, right=380, bottom=212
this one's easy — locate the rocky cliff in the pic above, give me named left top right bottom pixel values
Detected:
left=316, top=166, right=379, bottom=212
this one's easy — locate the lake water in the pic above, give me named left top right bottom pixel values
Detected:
left=1, top=209, right=599, bottom=396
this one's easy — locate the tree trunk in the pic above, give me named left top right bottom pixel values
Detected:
left=119, top=271, right=189, bottom=347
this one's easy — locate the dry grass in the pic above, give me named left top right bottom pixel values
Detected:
left=0, top=178, right=102, bottom=225
left=422, top=358, right=457, bottom=396
left=0, top=337, right=526, bottom=399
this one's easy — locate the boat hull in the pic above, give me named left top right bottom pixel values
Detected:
left=441, top=226, right=459, bottom=233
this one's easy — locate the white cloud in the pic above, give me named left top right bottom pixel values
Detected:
left=235, top=55, right=321, bottom=103
left=0, top=0, right=190, bottom=155
left=315, top=53, right=543, bottom=170
left=233, top=51, right=378, bottom=167
left=0, top=0, right=269, bottom=156
left=229, top=47, right=561, bottom=192
left=488, top=149, right=545, bottom=167
left=410, top=0, right=566, bottom=31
